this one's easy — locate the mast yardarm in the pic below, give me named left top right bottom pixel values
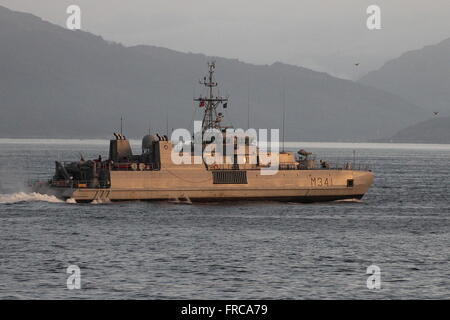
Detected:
left=194, top=61, right=229, bottom=134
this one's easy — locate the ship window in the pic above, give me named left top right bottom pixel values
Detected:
left=347, top=179, right=354, bottom=187
left=213, top=171, right=248, bottom=184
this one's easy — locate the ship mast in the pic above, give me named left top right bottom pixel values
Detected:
left=194, top=61, right=228, bottom=134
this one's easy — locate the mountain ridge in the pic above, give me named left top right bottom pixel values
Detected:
left=379, top=116, right=450, bottom=143
left=360, top=37, right=450, bottom=116
left=0, top=5, right=428, bottom=141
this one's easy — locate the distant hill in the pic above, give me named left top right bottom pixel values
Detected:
left=360, top=38, right=450, bottom=116
left=380, top=116, right=450, bottom=144
left=0, top=5, right=428, bottom=141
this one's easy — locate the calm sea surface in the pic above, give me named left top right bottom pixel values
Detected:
left=0, top=139, right=449, bottom=299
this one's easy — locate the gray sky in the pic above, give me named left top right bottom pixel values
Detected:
left=1, top=0, right=450, bottom=79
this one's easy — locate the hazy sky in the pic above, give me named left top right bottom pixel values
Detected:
left=1, top=0, right=450, bottom=79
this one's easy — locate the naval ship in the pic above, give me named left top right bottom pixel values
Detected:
left=32, top=62, right=374, bottom=203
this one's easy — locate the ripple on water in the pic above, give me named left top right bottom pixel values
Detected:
left=0, top=142, right=449, bottom=299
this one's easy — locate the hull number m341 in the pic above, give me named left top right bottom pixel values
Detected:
left=311, top=177, right=332, bottom=187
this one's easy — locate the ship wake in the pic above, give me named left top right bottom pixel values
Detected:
left=0, top=192, right=65, bottom=204
left=334, top=198, right=364, bottom=203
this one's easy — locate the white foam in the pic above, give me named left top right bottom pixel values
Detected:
left=334, top=198, right=364, bottom=203
left=91, top=199, right=111, bottom=204
left=0, top=192, right=64, bottom=204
